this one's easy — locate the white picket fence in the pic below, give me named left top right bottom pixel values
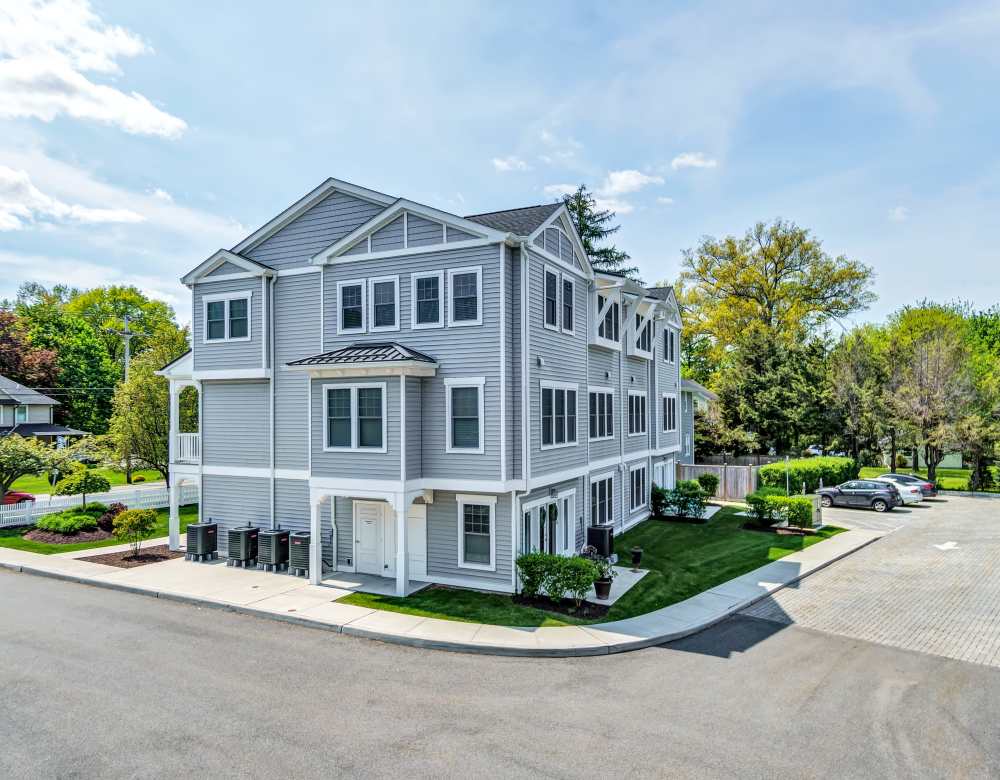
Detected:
left=0, top=484, right=199, bottom=528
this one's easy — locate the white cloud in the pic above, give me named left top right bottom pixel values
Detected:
left=0, top=165, right=144, bottom=230
left=594, top=196, right=634, bottom=215
left=670, top=152, right=718, bottom=170
left=656, top=196, right=675, bottom=206
left=543, top=183, right=578, bottom=198
left=149, top=187, right=173, bottom=202
left=888, top=205, right=910, bottom=222
left=601, top=169, right=664, bottom=195
left=491, top=155, right=530, bottom=172
left=0, top=0, right=186, bottom=138
left=538, top=129, right=584, bottom=167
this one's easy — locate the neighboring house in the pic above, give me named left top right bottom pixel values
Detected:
left=160, top=177, right=688, bottom=596
left=0, top=374, right=86, bottom=441
left=678, top=378, right=717, bottom=465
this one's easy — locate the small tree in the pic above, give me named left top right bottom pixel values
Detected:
left=0, top=434, right=56, bottom=495
left=113, top=508, right=157, bottom=559
left=54, top=467, right=111, bottom=507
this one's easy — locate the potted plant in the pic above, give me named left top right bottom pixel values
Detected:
left=630, top=546, right=643, bottom=570
left=593, top=557, right=616, bottom=600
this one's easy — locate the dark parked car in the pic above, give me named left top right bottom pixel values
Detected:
left=818, top=480, right=901, bottom=512
left=877, top=472, right=937, bottom=498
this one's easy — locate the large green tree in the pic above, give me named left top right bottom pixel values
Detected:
left=561, top=185, right=639, bottom=279
left=0, top=310, right=58, bottom=389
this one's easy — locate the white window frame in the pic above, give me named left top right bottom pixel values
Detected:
left=410, top=270, right=444, bottom=329
left=445, top=377, right=486, bottom=454
left=543, top=265, right=560, bottom=332
left=14, top=405, right=28, bottom=425
left=685, top=433, right=692, bottom=457
left=664, top=328, right=676, bottom=364
left=630, top=463, right=648, bottom=511
left=593, top=289, right=622, bottom=351
left=627, top=390, right=647, bottom=437
left=587, top=386, right=615, bottom=442
left=457, top=493, right=497, bottom=571
left=202, top=292, right=252, bottom=344
left=632, top=312, right=653, bottom=360
left=336, top=278, right=367, bottom=335
left=447, top=265, right=483, bottom=327
left=540, top=380, right=578, bottom=450
left=521, top=491, right=576, bottom=556
left=367, top=275, right=400, bottom=333
left=662, top=393, right=678, bottom=432
left=590, top=471, right=615, bottom=526
left=322, top=382, right=387, bottom=453
left=561, top=275, right=575, bottom=335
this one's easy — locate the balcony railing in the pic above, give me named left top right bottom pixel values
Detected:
left=175, top=432, right=200, bottom=464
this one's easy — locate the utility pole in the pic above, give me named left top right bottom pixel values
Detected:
left=107, top=313, right=146, bottom=483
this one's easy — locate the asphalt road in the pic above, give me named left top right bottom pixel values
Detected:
left=2, top=571, right=999, bottom=779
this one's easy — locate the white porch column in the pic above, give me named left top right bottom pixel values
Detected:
left=168, top=479, right=181, bottom=551
left=393, top=493, right=409, bottom=597
left=309, top=494, right=324, bottom=585
left=168, top=382, right=180, bottom=464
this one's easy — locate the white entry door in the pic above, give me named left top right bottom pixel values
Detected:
left=354, top=501, right=384, bottom=575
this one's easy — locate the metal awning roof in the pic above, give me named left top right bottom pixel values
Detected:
left=288, top=342, right=437, bottom=367
left=2, top=423, right=88, bottom=437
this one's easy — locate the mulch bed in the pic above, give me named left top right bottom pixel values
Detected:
left=78, top=544, right=183, bottom=569
left=22, top=528, right=113, bottom=544
left=513, top=594, right=610, bottom=621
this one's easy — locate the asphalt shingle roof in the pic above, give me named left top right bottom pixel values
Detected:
left=464, top=202, right=562, bottom=235
left=288, top=342, right=437, bottom=367
left=0, top=375, right=58, bottom=406
left=645, top=285, right=674, bottom=300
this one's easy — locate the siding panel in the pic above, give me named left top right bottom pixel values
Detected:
left=425, top=491, right=512, bottom=589
left=201, top=474, right=270, bottom=554
left=201, top=380, right=270, bottom=468
left=192, top=278, right=263, bottom=371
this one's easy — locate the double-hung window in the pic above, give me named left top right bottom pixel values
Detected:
left=588, top=389, right=614, bottom=441
left=590, top=474, right=613, bottom=526
left=368, top=276, right=399, bottom=332
left=448, top=266, right=482, bottom=326
left=541, top=382, right=577, bottom=448
left=664, top=329, right=676, bottom=363
left=544, top=268, right=559, bottom=329
left=411, top=270, right=443, bottom=328
left=204, top=293, right=251, bottom=342
left=635, top=313, right=652, bottom=355
left=562, top=278, right=575, bottom=333
left=324, top=383, right=386, bottom=452
left=457, top=494, right=496, bottom=570
left=662, top=394, right=678, bottom=432
left=543, top=266, right=576, bottom=334
left=630, top=465, right=648, bottom=511
left=595, top=293, right=620, bottom=347
left=446, top=377, right=485, bottom=453
left=627, top=391, right=647, bottom=436
left=337, top=279, right=366, bottom=333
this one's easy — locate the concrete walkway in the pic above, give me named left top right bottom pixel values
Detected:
left=0, top=529, right=883, bottom=657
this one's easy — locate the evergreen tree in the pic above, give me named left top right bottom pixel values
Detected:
left=561, top=185, right=639, bottom=279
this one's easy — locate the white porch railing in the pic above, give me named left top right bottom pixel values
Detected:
left=0, top=484, right=199, bottom=528
left=176, top=433, right=200, bottom=464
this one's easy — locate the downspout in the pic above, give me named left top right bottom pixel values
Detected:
left=619, top=297, right=627, bottom=530
left=268, top=274, right=276, bottom=529
left=512, top=240, right=531, bottom=590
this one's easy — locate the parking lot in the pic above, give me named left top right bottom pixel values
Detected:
left=744, top=495, right=1000, bottom=668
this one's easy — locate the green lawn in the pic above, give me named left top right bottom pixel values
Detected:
left=0, top=504, right=198, bottom=555
left=857, top=465, right=996, bottom=491
left=10, top=468, right=164, bottom=495
left=338, top=507, right=844, bottom=627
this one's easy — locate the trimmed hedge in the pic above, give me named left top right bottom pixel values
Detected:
left=35, top=508, right=102, bottom=534
left=758, top=456, right=857, bottom=493
left=745, top=490, right=813, bottom=529
left=696, top=472, right=719, bottom=497
left=515, top=552, right=600, bottom=606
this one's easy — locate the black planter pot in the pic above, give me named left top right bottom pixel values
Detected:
left=630, top=547, right=643, bottom=569
left=594, top=577, right=612, bottom=600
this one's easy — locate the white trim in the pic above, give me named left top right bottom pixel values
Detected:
left=399, top=375, right=406, bottom=481
left=526, top=204, right=594, bottom=278
left=528, top=245, right=588, bottom=281
left=663, top=327, right=677, bottom=364
left=201, top=291, right=252, bottom=344
left=592, top=288, right=622, bottom=352
left=498, top=244, right=507, bottom=483
left=542, top=265, right=560, bottom=332
left=445, top=377, right=486, bottom=454
left=561, top=275, right=576, bottom=335
left=275, top=469, right=310, bottom=481
left=629, top=462, right=648, bottom=512
left=319, top=266, right=325, bottom=352
left=181, top=248, right=270, bottom=285
left=336, top=278, right=367, bottom=335
left=621, top=509, right=651, bottom=534
left=286, top=363, right=437, bottom=379
left=456, top=493, right=497, bottom=571
left=322, top=382, right=388, bottom=453
left=447, top=265, right=483, bottom=327
left=661, top=392, right=679, bottom=433
left=191, top=368, right=270, bottom=380
left=539, top=380, right=579, bottom=451
left=626, top=389, right=648, bottom=437
left=330, top=238, right=498, bottom=265
left=409, top=269, right=445, bottom=329
left=410, top=572, right=512, bottom=594
left=276, top=265, right=322, bottom=277
left=589, top=471, right=614, bottom=526
left=368, top=275, right=400, bottom=333
left=587, top=386, right=615, bottom=442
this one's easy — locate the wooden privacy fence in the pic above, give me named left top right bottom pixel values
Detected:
left=0, top=484, right=199, bottom=529
left=677, top=463, right=758, bottom=501
left=698, top=454, right=782, bottom=467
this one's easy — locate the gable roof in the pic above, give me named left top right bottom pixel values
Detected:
left=181, top=249, right=271, bottom=286
left=0, top=375, right=58, bottom=406
left=465, top=202, right=562, bottom=235
left=682, top=378, right=718, bottom=402
left=645, top=285, right=674, bottom=300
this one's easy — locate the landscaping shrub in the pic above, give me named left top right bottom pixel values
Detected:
left=744, top=491, right=813, bottom=529
left=517, top=553, right=601, bottom=608
left=54, top=468, right=112, bottom=506
left=113, top=508, right=158, bottom=558
left=515, top=552, right=552, bottom=598
left=82, top=502, right=108, bottom=514
left=96, top=502, right=126, bottom=532
left=35, top=511, right=99, bottom=535
left=557, top=557, right=600, bottom=607
left=745, top=491, right=781, bottom=528
left=696, top=472, right=720, bottom=498
left=133, top=475, right=146, bottom=483
left=778, top=496, right=814, bottom=529
left=651, top=485, right=669, bottom=518
left=662, top=480, right=708, bottom=520
left=758, top=456, right=858, bottom=493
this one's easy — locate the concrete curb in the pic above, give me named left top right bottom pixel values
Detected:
left=0, top=532, right=883, bottom=657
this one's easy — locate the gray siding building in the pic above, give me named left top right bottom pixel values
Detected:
left=162, top=177, right=690, bottom=595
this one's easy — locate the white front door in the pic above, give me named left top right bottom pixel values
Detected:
left=354, top=501, right=383, bottom=575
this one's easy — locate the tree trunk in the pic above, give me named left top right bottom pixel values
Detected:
left=889, top=429, right=897, bottom=471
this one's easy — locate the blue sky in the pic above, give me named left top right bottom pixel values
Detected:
left=1, top=0, right=998, bottom=326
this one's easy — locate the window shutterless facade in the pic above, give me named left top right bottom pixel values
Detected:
left=543, top=266, right=576, bottom=334
left=448, top=266, right=482, bottom=326
left=595, top=293, right=620, bottom=347
left=634, top=313, right=652, bottom=356
left=14, top=405, right=27, bottom=425
left=540, top=382, right=577, bottom=449
left=410, top=270, right=444, bottom=329
left=561, top=277, right=575, bottom=334
left=627, top=391, right=647, bottom=436
left=521, top=491, right=576, bottom=556
left=337, top=279, right=366, bottom=333
left=544, top=268, right=559, bottom=329
left=662, top=394, right=678, bottom=432
left=368, top=275, right=399, bottom=332
left=590, top=474, right=613, bottom=526
left=630, top=464, right=648, bottom=511
left=203, top=292, right=251, bottom=342
left=445, top=377, right=485, bottom=453
left=323, top=383, right=386, bottom=452
left=664, top=329, right=676, bottom=363
left=457, top=494, right=496, bottom=570
left=588, top=389, right=614, bottom=441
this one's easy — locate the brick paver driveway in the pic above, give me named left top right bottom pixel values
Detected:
left=744, top=495, right=1000, bottom=668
